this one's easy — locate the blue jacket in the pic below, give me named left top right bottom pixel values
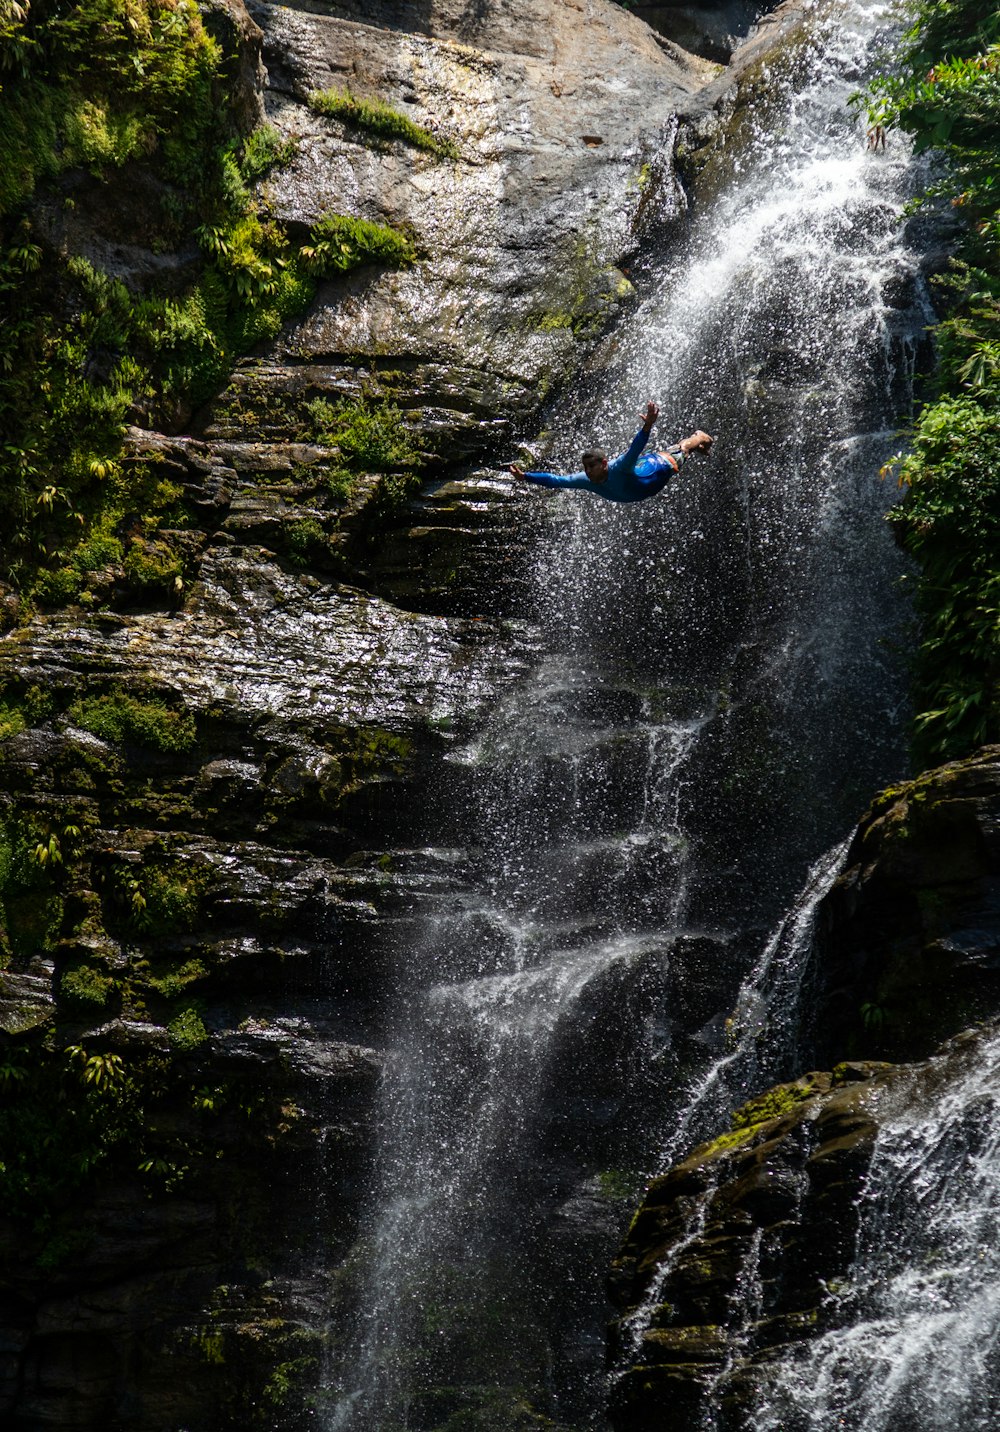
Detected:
left=523, top=429, right=679, bottom=503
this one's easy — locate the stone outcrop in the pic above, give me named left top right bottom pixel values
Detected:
left=811, top=745, right=1000, bottom=1064
left=607, top=1023, right=1000, bottom=1430
left=199, top=0, right=716, bottom=478
left=607, top=748, right=1000, bottom=1428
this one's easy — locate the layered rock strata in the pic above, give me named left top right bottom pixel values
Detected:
left=608, top=748, right=1000, bottom=1428
left=0, top=0, right=730, bottom=1427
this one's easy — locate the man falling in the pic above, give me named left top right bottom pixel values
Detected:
left=509, top=401, right=713, bottom=503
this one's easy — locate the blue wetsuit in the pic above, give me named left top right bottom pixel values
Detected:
left=523, top=429, right=685, bottom=504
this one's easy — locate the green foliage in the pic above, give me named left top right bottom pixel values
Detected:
left=0, top=1035, right=217, bottom=1229
left=865, top=0, right=1000, bottom=761
left=115, top=861, right=206, bottom=936
left=0, top=4, right=416, bottom=605
left=308, top=85, right=460, bottom=160
left=147, top=957, right=207, bottom=998
left=299, top=212, right=416, bottom=276
left=168, top=1005, right=208, bottom=1050
left=0, top=703, right=27, bottom=743
left=0, top=813, right=71, bottom=959
left=71, top=530, right=124, bottom=573
left=861, top=1000, right=888, bottom=1031
left=68, top=687, right=197, bottom=753
left=239, top=123, right=299, bottom=182
left=0, top=1040, right=140, bottom=1222
left=61, top=962, right=117, bottom=1008
left=307, top=393, right=422, bottom=474
left=284, top=517, right=329, bottom=567
left=0, top=0, right=223, bottom=216
left=123, top=537, right=183, bottom=594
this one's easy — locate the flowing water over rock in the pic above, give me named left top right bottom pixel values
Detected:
left=327, top=1, right=930, bottom=1425
left=750, top=1024, right=1000, bottom=1431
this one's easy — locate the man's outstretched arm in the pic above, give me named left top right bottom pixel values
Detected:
left=508, top=463, right=592, bottom=490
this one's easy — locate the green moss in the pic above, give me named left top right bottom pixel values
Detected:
left=69, top=688, right=196, bottom=753
left=167, top=1005, right=208, bottom=1050
left=147, top=958, right=208, bottom=998
left=239, top=123, right=298, bottom=182
left=695, top=1077, right=826, bottom=1162
left=730, top=1079, right=822, bottom=1131
left=308, top=86, right=459, bottom=160
left=0, top=685, right=54, bottom=744
left=140, top=867, right=205, bottom=933
left=299, top=212, right=416, bottom=277
left=32, top=566, right=82, bottom=607
left=60, top=962, right=117, bottom=1008
left=71, top=530, right=124, bottom=573
left=0, top=705, right=27, bottom=744
left=123, top=538, right=183, bottom=594
left=334, top=727, right=412, bottom=791
left=696, top=1124, right=759, bottom=1160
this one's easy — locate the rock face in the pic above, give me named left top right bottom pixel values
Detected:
left=201, top=0, right=716, bottom=490
left=811, top=746, right=1000, bottom=1064
left=0, top=1, right=742, bottom=1427
left=607, top=748, right=1000, bottom=1429
left=606, top=1028, right=1000, bottom=1430
left=607, top=1061, right=889, bottom=1429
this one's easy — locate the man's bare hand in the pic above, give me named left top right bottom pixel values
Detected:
left=508, top=463, right=527, bottom=479
left=640, top=400, right=660, bottom=432
left=680, top=430, right=713, bottom=454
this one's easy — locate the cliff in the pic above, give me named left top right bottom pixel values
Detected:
left=608, top=747, right=1000, bottom=1428
left=0, top=0, right=735, bottom=1426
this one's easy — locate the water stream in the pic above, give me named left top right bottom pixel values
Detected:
left=326, top=0, right=929, bottom=1425
left=750, top=1026, right=1000, bottom=1431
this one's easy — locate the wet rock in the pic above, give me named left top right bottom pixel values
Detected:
left=606, top=1059, right=894, bottom=1429
left=811, top=745, right=1000, bottom=1063
left=0, top=0, right=843, bottom=1426
left=191, top=0, right=714, bottom=489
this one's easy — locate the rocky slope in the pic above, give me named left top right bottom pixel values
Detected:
left=0, top=1, right=783, bottom=1427
left=607, top=747, right=1000, bottom=1428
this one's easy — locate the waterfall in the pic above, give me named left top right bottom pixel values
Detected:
left=325, top=0, right=929, bottom=1425
left=610, top=835, right=850, bottom=1375
left=750, top=1027, right=1000, bottom=1431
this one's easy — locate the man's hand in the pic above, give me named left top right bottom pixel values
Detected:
left=640, top=400, right=660, bottom=434
left=508, top=463, right=527, bottom=479
left=680, top=430, right=713, bottom=454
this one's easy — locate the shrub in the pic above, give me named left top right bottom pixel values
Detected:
left=306, top=394, right=422, bottom=471
left=61, top=963, right=116, bottom=1007
left=865, top=0, right=1000, bottom=761
left=68, top=688, right=197, bottom=753
left=168, top=1006, right=208, bottom=1050
left=299, top=212, right=416, bottom=276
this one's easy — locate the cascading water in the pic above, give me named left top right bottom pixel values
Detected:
left=326, top=0, right=930, bottom=1425
left=749, top=1026, right=1000, bottom=1431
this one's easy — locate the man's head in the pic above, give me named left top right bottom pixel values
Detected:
left=582, top=447, right=609, bottom=483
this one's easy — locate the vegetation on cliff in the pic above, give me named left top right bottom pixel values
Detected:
left=868, top=1, right=1000, bottom=763
left=0, top=0, right=416, bottom=611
